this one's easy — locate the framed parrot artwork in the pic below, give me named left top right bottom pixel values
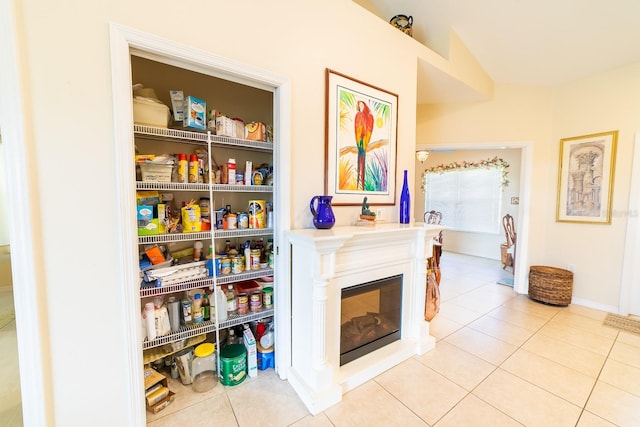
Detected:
left=325, top=69, right=398, bottom=205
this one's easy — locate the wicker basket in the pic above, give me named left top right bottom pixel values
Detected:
left=528, top=265, right=573, bottom=306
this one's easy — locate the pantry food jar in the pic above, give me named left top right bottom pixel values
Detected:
left=191, top=343, right=217, bottom=393
left=262, top=286, right=273, bottom=309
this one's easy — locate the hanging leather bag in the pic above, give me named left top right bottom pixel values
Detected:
left=424, top=261, right=441, bottom=321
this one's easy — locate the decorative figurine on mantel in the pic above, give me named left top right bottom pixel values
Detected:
left=359, top=197, right=376, bottom=222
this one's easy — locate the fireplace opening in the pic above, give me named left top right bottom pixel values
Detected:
left=340, top=274, right=403, bottom=366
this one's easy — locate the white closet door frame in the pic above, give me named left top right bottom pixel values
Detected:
left=620, top=131, right=640, bottom=316
left=109, top=23, right=291, bottom=425
left=0, top=2, right=49, bottom=425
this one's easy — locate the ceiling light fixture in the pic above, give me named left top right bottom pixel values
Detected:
left=416, top=150, right=430, bottom=163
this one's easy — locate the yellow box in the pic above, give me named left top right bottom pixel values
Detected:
left=144, top=368, right=175, bottom=414
left=245, top=122, right=266, bottom=141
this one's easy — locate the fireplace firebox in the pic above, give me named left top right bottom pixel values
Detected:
left=340, top=274, right=403, bottom=365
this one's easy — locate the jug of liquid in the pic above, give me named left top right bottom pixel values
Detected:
left=309, top=195, right=336, bottom=229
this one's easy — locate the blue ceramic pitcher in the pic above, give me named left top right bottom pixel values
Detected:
left=310, top=195, right=336, bottom=229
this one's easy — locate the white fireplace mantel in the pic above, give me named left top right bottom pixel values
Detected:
left=286, top=223, right=442, bottom=414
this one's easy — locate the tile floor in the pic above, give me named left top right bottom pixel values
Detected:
left=0, top=285, right=22, bottom=427
left=2, top=253, right=640, bottom=426
left=146, top=252, right=640, bottom=426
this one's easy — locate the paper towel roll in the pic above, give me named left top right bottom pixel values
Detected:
left=168, top=299, right=180, bottom=332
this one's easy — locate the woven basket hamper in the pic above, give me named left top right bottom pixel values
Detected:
left=528, top=265, right=573, bottom=306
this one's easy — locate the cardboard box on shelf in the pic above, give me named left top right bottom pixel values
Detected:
left=137, top=205, right=159, bottom=236
left=233, top=118, right=245, bottom=138
left=169, top=90, right=184, bottom=122
left=143, top=368, right=175, bottom=414
left=243, top=328, right=258, bottom=378
left=245, top=122, right=266, bottom=141
left=215, top=115, right=235, bottom=137
left=183, top=95, right=206, bottom=131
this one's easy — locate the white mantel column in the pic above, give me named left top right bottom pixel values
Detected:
left=287, top=234, right=351, bottom=414
left=310, top=244, right=338, bottom=389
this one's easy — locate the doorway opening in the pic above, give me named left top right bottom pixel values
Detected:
left=415, top=143, right=533, bottom=295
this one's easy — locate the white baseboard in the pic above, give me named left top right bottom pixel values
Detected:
left=571, top=297, right=618, bottom=314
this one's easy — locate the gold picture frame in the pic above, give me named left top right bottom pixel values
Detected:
left=324, top=69, right=398, bottom=206
left=556, top=130, right=618, bottom=224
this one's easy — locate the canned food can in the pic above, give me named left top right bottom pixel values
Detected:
left=248, top=200, right=266, bottom=229
left=237, top=212, right=249, bottom=229
left=250, top=290, right=262, bottom=312
left=262, top=286, right=273, bottom=309
left=231, top=256, right=244, bottom=274
left=220, top=344, right=247, bottom=386
left=237, top=292, right=249, bottom=315
left=220, top=258, right=231, bottom=275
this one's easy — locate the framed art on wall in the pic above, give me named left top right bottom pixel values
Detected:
left=324, top=69, right=398, bottom=206
left=556, top=130, right=618, bottom=224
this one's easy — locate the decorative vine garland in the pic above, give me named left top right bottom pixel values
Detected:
left=421, top=156, right=510, bottom=188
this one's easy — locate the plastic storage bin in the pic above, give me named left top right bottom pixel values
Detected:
left=133, top=97, right=170, bottom=128
left=190, top=343, right=217, bottom=393
left=140, top=163, right=174, bottom=182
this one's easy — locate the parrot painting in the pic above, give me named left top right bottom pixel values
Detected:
left=354, top=100, right=374, bottom=190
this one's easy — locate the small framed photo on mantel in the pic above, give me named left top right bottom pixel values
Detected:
left=556, top=130, right=618, bottom=224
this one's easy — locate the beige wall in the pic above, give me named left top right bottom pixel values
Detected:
left=6, top=0, right=640, bottom=423
left=549, top=64, right=640, bottom=308
left=7, top=0, right=428, bottom=424
left=418, top=84, right=554, bottom=269
left=418, top=66, right=640, bottom=310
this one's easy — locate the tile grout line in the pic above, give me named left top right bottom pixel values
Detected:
left=425, top=290, right=525, bottom=425
left=573, top=328, right=620, bottom=426
left=469, top=306, right=565, bottom=424
left=432, top=295, right=568, bottom=425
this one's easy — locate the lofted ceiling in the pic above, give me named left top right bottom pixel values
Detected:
left=356, top=0, right=640, bottom=87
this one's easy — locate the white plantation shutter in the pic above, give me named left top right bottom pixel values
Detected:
left=425, top=168, right=502, bottom=233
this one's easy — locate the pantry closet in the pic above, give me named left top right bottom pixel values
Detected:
left=109, top=24, right=291, bottom=423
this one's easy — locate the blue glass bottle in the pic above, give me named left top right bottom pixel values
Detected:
left=399, top=169, right=410, bottom=224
